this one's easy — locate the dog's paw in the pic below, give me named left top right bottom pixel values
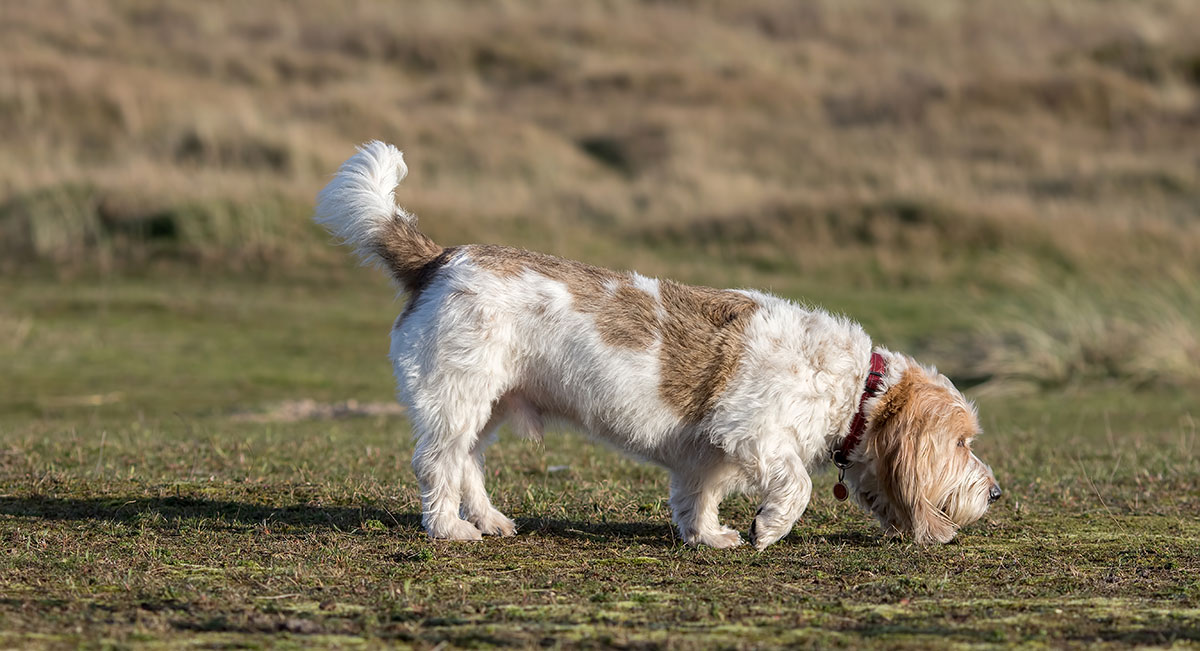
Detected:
left=469, top=509, right=517, bottom=537
left=748, top=515, right=792, bottom=550
left=427, top=517, right=483, bottom=541
left=681, top=526, right=743, bottom=549
left=701, top=527, right=744, bottom=549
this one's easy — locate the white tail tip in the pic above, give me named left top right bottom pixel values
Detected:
left=314, top=141, right=413, bottom=263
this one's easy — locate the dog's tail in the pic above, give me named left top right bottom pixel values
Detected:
left=315, top=141, right=443, bottom=291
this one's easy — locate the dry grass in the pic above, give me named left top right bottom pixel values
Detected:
left=3, top=0, right=1199, bottom=387
left=2, top=0, right=1199, bottom=284
left=963, top=277, right=1200, bottom=391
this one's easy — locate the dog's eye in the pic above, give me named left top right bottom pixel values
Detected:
left=956, top=439, right=966, bottom=448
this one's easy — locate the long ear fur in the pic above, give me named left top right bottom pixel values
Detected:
left=869, top=369, right=959, bottom=544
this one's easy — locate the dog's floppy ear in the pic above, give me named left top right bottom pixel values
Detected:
left=870, top=370, right=959, bottom=544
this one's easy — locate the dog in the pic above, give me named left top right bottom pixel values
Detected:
left=315, top=141, right=1001, bottom=549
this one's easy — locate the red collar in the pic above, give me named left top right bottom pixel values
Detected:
left=832, top=352, right=887, bottom=469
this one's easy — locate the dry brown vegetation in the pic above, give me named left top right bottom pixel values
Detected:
left=1, top=0, right=1198, bottom=385
left=3, top=0, right=1199, bottom=279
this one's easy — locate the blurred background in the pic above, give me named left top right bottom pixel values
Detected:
left=2, top=0, right=1199, bottom=400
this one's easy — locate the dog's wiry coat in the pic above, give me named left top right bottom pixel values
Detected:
left=316, top=141, right=1000, bottom=548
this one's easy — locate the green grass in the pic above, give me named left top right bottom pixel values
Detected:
left=2, top=271, right=1198, bottom=649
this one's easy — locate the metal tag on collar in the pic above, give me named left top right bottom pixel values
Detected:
left=832, top=450, right=851, bottom=501
left=833, top=473, right=849, bottom=501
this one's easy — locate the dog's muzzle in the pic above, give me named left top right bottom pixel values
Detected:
left=988, top=484, right=1003, bottom=504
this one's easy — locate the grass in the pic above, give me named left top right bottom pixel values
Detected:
left=3, top=0, right=1200, bottom=647
left=2, top=273, right=1198, bottom=649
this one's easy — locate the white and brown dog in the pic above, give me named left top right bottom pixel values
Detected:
left=316, top=142, right=1001, bottom=549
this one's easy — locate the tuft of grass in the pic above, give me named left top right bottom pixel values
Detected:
left=963, top=279, right=1200, bottom=391
left=0, top=184, right=334, bottom=274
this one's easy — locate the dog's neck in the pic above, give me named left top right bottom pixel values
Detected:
left=836, top=348, right=909, bottom=465
left=833, top=351, right=886, bottom=466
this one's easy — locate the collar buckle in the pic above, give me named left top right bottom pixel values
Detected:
left=831, top=448, right=851, bottom=469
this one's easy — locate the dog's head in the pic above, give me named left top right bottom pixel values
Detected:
left=842, top=362, right=999, bottom=543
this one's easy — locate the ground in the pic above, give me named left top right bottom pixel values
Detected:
left=1, top=276, right=1197, bottom=649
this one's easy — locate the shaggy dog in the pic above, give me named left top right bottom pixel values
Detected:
left=316, top=142, right=1001, bottom=549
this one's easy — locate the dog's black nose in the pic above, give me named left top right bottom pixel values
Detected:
left=988, top=484, right=1002, bottom=504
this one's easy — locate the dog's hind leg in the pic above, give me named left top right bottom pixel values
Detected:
left=408, top=380, right=510, bottom=541
left=670, top=466, right=742, bottom=549
left=459, top=440, right=515, bottom=536
left=458, top=396, right=536, bottom=537
left=397, top=291, right=522, bottom=540
left=411, top=418, right=484, bottom=541
left=748, top=451, right=812, bottom=550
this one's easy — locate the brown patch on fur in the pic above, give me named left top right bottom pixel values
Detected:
left=468, top=245, right=657, bottom=348
left=657, top=281, right=758, bottom=423
left=371, top=219, right=455, bottom=328
left=468, top=245, right=617, bottom=287
left=392, top=246, right=460, bottom=327
left=870, top=369, right=921, bottom=429
left=407, top=246, right=459, bottom=294
left=373, top=218, right=445, bottom=290
left=590, top=282, right=660, bottom=348
left=868, top=366, right=973, bottom=543
left=469, top=245, right=759, bottom=422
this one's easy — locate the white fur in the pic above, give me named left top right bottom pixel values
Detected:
left=314, top=141, right=413, bottom=273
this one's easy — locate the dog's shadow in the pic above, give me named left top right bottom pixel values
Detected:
left=513, top=517, right=675, bottom=545
left=0, top=496, right=884, bottom=548
left=0, top=495, right=677, bottom=545
left=0, top=494, right=420, bottom=531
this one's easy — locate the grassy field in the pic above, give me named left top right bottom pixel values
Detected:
left=2, top=0, right=1200, bottom=648
left=1, top=276, right=1198, bottom=648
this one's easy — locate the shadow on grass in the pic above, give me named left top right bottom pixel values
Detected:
left=516, top=517, right=675, bottom=545
left=0, top=495, right=679, bottom=545
left=847, top=620, right=1200, bottom=646
left=0, top=496, right=897, bottom=549
left=0, top=495, right=421, bottom=532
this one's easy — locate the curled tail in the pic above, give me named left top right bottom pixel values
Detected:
left=315, top=141, right=443, bottom=290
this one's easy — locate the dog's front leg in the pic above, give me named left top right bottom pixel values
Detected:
left=670, top=470, right=742, bottom=549
left=748, top=453, right=812, bottom=550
